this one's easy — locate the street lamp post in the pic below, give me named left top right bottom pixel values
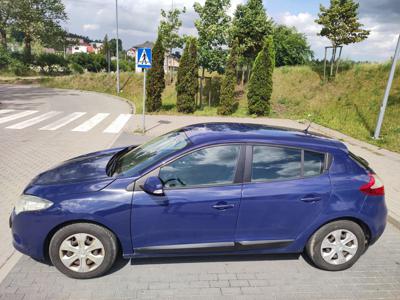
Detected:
left=373, top=34, right=400, bottom=139
left=115, top=0, right=120, bottom=94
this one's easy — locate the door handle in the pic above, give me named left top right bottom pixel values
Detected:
left=212, top=202, right=235, bottom=210
left=300, top=196, right=322, bottom=203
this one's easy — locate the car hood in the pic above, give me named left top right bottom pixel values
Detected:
left=23, top=146, right=141, bottom=199
left=32, top=147, right=125, bottom=185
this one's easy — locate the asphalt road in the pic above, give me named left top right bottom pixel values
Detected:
left=0, top=84, right=134, bottom=281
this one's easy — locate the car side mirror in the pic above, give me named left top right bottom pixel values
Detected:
left=141, top=176, right=164, bottom=196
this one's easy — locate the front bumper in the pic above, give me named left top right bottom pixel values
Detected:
left=10, top=209, right=51, bottom=261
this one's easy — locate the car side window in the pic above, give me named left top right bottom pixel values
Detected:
left=159, top=145, right=241, bottom=189
left=304, top=150, right=325, bottom=177
left=251, top=146, right=301, bottom=182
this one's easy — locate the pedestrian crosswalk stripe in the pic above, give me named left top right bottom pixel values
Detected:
left=39, top=112, right=87, bottom=131
left=1, top=110, right=133, bottom=134
left=0, top=110, right=38, bottom=125
left=6, top=111, right=62, bottom=129
left=0, top=109, right=15, bottom=115
left=103, top=114, right=131, bottom=133
left=72, top=113, right=110, bottom=132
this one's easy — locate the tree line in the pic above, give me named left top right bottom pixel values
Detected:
left=146, top=0, right=312, bottom=116
left=146, top=0, right=369, bottom=116
left=0, top=0, right=369, bottom=116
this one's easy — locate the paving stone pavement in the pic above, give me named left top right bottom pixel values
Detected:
left=0, top=84, right=132, bottom=278
left=2, top=86, right=400, bottom=299
left=0, top=223, right=399, bottom=300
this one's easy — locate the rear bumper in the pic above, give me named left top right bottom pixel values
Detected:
left=360, top=195, right=387, bottom=245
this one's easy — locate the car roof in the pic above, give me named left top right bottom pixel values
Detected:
left=181, top=122, right=347, bottom=152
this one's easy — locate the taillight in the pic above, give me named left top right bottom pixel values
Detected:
left=360, top=173, right=384, bottom=196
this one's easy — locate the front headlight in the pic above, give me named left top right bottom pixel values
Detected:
left=15, top=195, right=53, bottom=215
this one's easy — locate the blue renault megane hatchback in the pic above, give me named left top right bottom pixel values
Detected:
left=10, top=123, right=387, bottom=278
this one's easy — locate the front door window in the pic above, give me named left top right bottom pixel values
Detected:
left=159, top=145, right=241, bottom=188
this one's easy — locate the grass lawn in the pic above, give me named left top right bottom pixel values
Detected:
left=35, top=63, right=400, bottom=152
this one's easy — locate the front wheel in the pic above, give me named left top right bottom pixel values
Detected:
left=49, top=223, right=118, bottom=279
left=306, top=220, right=366, bottom=271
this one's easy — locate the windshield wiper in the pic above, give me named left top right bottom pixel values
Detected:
left=106, top=146, right=135, bottom=176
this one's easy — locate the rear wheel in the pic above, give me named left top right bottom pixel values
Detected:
left=49, top=223, right=118, bottom=279
left=306, top=220, right=366, bottom=271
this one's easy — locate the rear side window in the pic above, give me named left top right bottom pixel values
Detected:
left=251, top=146, right=326, bottom=182
left=304, top=151, right=325, bottom=177
left=252, top=146, right=301, bottom=181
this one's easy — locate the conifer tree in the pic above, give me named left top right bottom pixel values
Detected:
left=218, top=39, right=239, bottom=115
left=247, top=36, right=275, bottom=116
left=176, top=37, right=199, bottom=113
left=146, top=33, right=165, bottom=112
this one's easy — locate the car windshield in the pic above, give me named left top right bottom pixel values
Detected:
left=113, top=130, right=190, bottom=176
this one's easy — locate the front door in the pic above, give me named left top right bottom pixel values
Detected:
left=236, top=145, right=331, bottom=244
left=131, top=144, right=244, bottom=253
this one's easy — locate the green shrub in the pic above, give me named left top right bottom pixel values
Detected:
left=248, top=36, right=275, bottom=116
left=176, top=37, right=199, bottom=113
left=218, top=39, right=239, bottom=115
left=116, top=59, right=135, bottom=72
left=68, top=53, right=106, bottom=72
left=146, top=33, right=165, bottom=112
left=70, top=62, right=84, bottom=74
left=35, top=53, right=68, bottom=74
left=0, top=47, right=11, bottom=70
left=10, top=60, right=32, bottom=76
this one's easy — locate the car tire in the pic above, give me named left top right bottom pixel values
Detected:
left=49, top=223, right=118, bottom=279
left=306, top=220, right=366, bottom=271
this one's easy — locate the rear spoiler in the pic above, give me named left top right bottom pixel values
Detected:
left=349, top=151, right=374, bottom=173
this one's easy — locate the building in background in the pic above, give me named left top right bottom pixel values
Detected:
left=66, top=38, right=103, bottom=55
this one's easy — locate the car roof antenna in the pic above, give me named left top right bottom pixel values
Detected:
left=304, top=114, right=313, bottom=134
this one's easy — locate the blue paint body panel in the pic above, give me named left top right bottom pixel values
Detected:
left=10, top=123, right=387, bottom=261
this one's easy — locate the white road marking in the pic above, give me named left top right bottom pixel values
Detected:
left=39, top=112, right=87, bottom=131
left=6, top=111, right=62, bottom=129
left=103, top=114, right=131, bottom=133
left=0, top=110, right=38, bottom=125
left=0, top=109, right=15, bottom=115
left=72, top=113, right=110, bottom=132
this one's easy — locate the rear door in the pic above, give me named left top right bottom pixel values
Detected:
left=235, top=144, right=331, bottom=245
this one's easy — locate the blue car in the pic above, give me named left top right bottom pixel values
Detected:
left=10, top=123, right=387, bottom=278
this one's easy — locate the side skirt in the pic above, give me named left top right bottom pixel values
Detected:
left=133, top=240, right=294, bottom=254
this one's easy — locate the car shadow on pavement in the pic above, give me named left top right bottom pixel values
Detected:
left=107, top=256, right=131, bottom=275
left=129, top=253, right=302, bottom=266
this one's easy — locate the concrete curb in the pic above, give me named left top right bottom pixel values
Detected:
left=388, top=215, right=400, bottom=230
left=55, top=88, right=136, bottom=115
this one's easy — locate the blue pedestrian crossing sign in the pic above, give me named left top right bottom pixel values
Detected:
left=136, top=48, right=152, bottom=69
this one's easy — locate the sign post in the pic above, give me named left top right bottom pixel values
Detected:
left=373, top=34, right=400, bottom=139
left=136, top=48, right=152, bottom=133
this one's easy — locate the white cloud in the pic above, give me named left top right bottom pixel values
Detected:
left=82, top=24, right=99, bottom=31
left=276, top=11, right=399, bottom=62
left=63, top=0, right=399, bottom=61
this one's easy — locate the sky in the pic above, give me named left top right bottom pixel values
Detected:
left=62, top=0, right=400, bottom=62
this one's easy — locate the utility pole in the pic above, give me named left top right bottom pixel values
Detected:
left=373, top=34, right=400, bottom=139
left=115, top=0, right=120, bottom=94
